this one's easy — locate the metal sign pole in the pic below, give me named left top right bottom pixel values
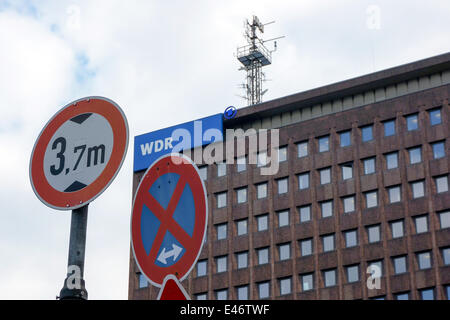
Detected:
left=58, top=204, right=89, bottom=300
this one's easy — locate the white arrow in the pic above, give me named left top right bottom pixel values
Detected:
left=157, top=244, right=183, bottom=265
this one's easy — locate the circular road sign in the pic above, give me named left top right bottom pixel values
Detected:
left=29, top=96, right=129, bottom=210
left=131, top=153, right=208, bottom=287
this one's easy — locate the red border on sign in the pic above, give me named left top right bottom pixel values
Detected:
left=30, top=97, right=128, bottom=210
left=131, top=154, right=208, bottom=287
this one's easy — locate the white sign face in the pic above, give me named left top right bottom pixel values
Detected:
left=43, top=113, right=113, bottom=192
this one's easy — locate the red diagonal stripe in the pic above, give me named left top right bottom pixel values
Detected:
left=141, top=176, right=194, bottom=262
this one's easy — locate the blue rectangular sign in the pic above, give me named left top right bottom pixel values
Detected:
left=134, top=113, right=223, bottom=172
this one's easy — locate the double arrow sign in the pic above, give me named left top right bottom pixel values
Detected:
left=157, top=244, right=183, bottom=265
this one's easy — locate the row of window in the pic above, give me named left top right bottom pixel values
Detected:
left=215, top=172, right=448, bottom=210
left=200, top=108, right=443, bottom=180
left=194, top=281, right=450, bottom=300
left=197, top=237, right=450, bottom=278
left=213, top=209, right=449, bottom=242
left=205, top=139, right=446, bottom=181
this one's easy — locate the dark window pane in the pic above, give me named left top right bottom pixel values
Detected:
left=319, top=136, right=330, bottom=152
left=432, top=142, right=445, bottom=159
left=362, top=125, right=373, bottom=142
left=429, top=109, right=441, bottom=126
left=386, top=152, right=398, bottom=170
left=340, top=131, right=351, bottom=147
left=384, top=120, right=396, bottom=136
left=406, top=114, right=419, bottom=131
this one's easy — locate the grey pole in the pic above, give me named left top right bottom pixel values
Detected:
left=58, top=204, right=89, bottom=300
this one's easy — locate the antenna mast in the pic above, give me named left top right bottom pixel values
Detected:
left=236, top=15, right=283, bottom=106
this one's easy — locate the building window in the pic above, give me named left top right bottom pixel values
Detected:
left=368, top=260, right=383, bottom=277
left=215, top=289, right=228, bottom=300
left=387, top=185, right=401, bottom=203
left=429, top=108, right=442, bottom=126
left=257, top=151, right=268, bottom=167
left=217, top=162, right=227, bottom=177
left=367, top=224, right=381, bottom=243
left=435, top=175, right=449, bottom=193
left=442, top=247, right=450, bottom=265
left=216, top=255, right=227, bottom=273
left=343, top=195, right=355, bottom=213
left=431, top=141, right=445, bottom=159
left=363, top=157, right=376, bottom=175
left=439, top=211, right=450, bottom=229
left=365, top=190, right=378, bottom=208
left=344, top=229, right=358, bottom=248
left=256, top=214, right=268, bottom=232
left=395, top=292, right=410, bottom=300
left=411, top=180, right=425, bottom=199
left=341, top=162, right=353, bottom=180
left=277, top=177, right=288, bottom=194
left=323, top=269, right=337, bottom=287
left=299, top=205, right=311, bottom=223
left=137, top=272, right=148, bottom=289
left=322, top=234, right=335, bottom=252
left=408, top=146, right=422, bottom=164
left=236, top=251, right=248, bottom=269
left=385, top=152, right=398, bottom=170
left=257, top=247, right=269, bottom=265
left=195, top=293, right=207, bottom=300
left=320, top=200, right=333, bottom=218
left=419, top=288, right=434, bottom=300
left=216, top=223, right=227, bottom=240
left=298, top=172, right=310, bottom=190
left=319, top=167, right=331, bottom=185
left=340, top=130, right=351, bottom=147
left=393, top=255, right=408, bottom=274
left=390, top=220, right=404, bottom=239
left=318, top=135, right=330, bottom=152
left=383, top=119, right=396, bottom=137
left=300, top=238, right=313, bottom=256
left=406, top=113, right=419, bottom=131
left=236, top=285, right=248, bottom=300
left=278, top=146, right=287, bottom=163
left=361, top=125, right=373, bottom=142
left=346, top=265, right=360, bottom=283
left=417, top=251, right=432, bottom=270
left=236, top=219, right=248, bottom=236
left=446, top=286, right=450, bottom=300
left=197, top=259, right=207, bottom=277
left=216, top=191, right=227, bottom=208
left=277, top=210, right=290, bottom=228
left=278, top=243, right=291, bottom=261
left=279, top=277, right=292, bottom=295
left=198, top=166, right=207, bottom=181
left=236, top=156, right=246, bottom=172
left=297, top=141, right=308, bottom=158
left=256, top=182, right=268, bottom=199
left=414, top=215, right=428, bottom=234
left=301, top=273, right=314, bottom=291
left=236, top=187, right=247, bottom=204
left=258, top=281, right=270, bottom=299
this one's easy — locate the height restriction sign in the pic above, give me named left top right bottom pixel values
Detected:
left=131, top=153, right=208, bottom=287
left=29, top=96, right=129, bottom=210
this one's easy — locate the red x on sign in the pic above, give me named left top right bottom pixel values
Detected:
left=131, top=153, right=208, bottom=287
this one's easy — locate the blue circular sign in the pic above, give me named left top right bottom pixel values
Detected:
left=223, top=106, right=237, bottom=119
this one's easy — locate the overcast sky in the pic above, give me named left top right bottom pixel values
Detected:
left=0, top=0, right=449, bottom=300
